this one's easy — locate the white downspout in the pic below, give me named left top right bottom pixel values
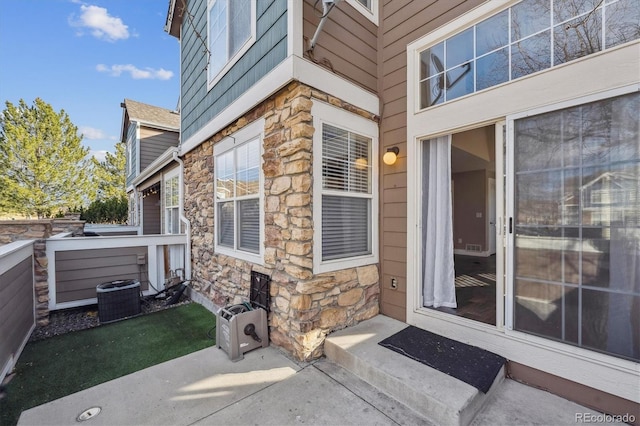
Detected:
left=172, top=151, right=191, bottom=280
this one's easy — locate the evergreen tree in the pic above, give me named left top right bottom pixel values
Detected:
left=81, top=196, right=128, bottom=224
left=91, top=142, right=126, bottom=200
left=0, top=98, right=94, bottom=218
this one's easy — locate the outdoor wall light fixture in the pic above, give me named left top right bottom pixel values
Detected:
left=383, top=147, right=399, bottom=165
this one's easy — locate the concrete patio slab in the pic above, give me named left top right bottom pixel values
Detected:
left=471, top=379, right=627, bottom=426
left=193, top=362, right=402, bottom=425
left=17, top=314, right=621, bottom=426
left=18, top=346, right=302, bottom=426
left=18, top=345, right=426, bottom=426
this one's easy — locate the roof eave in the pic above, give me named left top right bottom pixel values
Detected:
left=131, top=147, right=179, bottom=187
left=164, top=0, right=183, bottom=39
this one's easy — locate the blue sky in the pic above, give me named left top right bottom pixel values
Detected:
left=0, top=0, right=180, bottom=161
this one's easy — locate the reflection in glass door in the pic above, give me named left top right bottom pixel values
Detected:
left=509, top=91, right=639, bottom=361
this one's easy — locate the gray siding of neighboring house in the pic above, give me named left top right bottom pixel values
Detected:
left=379, top=0, right=484, bottom=321
left=143, top=189, right=162, bottom=235
left=303, top=0, right=378, bottom=94
left=181, top=0, right=288, bottom=142
left=0, top=257, right=33, bottom=372
left=139, top=127, right=179, bottom=170
left=126, top=123, right=138, bottom=188
left=55, top=247, right=149, bottom=303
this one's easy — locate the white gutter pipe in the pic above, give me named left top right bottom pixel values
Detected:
left=172, top=151, right=192, bottom=280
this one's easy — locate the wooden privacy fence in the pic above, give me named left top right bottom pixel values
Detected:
left=0, top=241, right=35, bottom=384
left=46, top=234, right=187, bottom=310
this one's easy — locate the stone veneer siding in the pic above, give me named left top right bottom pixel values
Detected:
left=183, top=82, right=380, bottom=361
left=0, top=219, right=86, bottom=325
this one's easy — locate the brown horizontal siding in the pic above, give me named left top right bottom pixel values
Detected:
left=382, top=66, right=406, bottom=89
left=381, top=280, right=407, bottom=305
left=381, top=112, right=406, bottom=134
left=382, top=201, right=406, bottom=217
left=379, top=0, right=482, bottom=320
left=303, top=0, right=378, bottom=93
left=382, top=231, right=406, bottom=247
left=383, top=187, right=406, bottom=203
left=55, top=247, right=148, bottom=304
left=380, top=299, right=406, bottom=321
left=139, top=127, right=179, bottom=171
left=143, top=192, right=161, bottom=235
left=384, top=95, right=407, bottom=115
left=382, top=172, right=407, bottom=190
left=383, top=127, right=408, bottom=145
left=0, top=257, right=33, bottom=372
left=383, top=1, right=483, bottom=60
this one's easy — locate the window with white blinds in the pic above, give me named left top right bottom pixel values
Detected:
left=321, top=123, right=372, bottom=261
left=164, top=173, right=180, bottom=234
left=214, top=136, right=261, bottom=259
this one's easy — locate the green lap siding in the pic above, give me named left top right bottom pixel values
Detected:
left=180, top=0, right=288, bottom=142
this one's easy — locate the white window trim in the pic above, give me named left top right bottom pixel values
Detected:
left=406, top=48, right=640, bottom=400
left=312, top=100, right=379, bottom=274
left=206, top=0, right=257, bottom=91
left=163, top=167, right=181, bottom=234
left=345, top=0, right=378, bottom=25
left=405, top=3, right=640, bottom=401
left=410, top=0, right=640, bottom=113
left=213, top=118, right=265, bottom=265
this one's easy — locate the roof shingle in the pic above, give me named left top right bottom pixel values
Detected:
left=123, top=99, right=180, bottom=130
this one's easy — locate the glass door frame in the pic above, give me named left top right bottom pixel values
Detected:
left=503, top=85, right=639, bottom=350
left=413, top=121, right=507, bottom=330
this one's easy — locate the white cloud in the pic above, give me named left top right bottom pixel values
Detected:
left=96, top=64, right=174, bottom=80
left=70, top=5, right=129, bottom=42
left=78, top=126, right=107, bottom=140
left=88, top=150, right=109, bottom=162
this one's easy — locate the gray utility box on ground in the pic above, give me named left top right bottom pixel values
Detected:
left=216, top=304, right=268, bottom=362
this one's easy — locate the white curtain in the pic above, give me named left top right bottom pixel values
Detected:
left=422, top=136, right=456, bottom=308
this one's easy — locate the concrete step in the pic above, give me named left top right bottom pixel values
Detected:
left=324, top=315, right=504, bottom=426
left=314, top=359, right=436, bottom=425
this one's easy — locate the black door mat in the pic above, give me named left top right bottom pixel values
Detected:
left=378, top=326, right=506, bottom=393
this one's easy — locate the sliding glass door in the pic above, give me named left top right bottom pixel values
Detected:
left=509, top=91, right=639, bottom=361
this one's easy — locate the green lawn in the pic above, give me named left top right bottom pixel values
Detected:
left=0, top=303, right=215, bottom=426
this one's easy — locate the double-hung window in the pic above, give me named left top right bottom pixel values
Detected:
left=207, top=0, right=256, bottom=88
left=164, top=169, right=180, bottom=234
left=214, top=121, right=263, bottom=263
left=313, top=102, right=378, bottom=273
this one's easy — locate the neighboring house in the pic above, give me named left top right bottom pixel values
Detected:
left=165, top=0, right=639, bottom=415
left=121, top=99, right=181, bottom=236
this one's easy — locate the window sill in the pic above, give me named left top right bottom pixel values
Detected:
left=314, top=253, right=378, bottom=275
left=215, top=245, right=263, bottom=266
